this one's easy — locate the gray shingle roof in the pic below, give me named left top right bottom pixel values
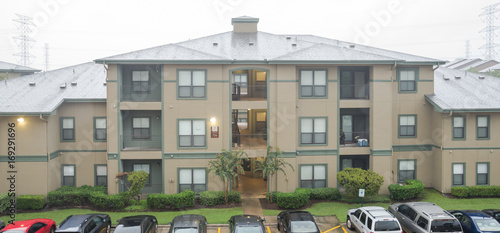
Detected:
left=426, top=67, right=500, bottom=112
left=0, top=61, right=41, bottom=72
left=0, top=62, right=106, bottom=114
left=95, top=31, right=444, bottom=65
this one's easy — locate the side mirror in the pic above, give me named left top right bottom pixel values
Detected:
left=152, top=219, right=157, bottom=223
left=277, top=216, right=281, bottom=219
left=116, top=220, right=121, bottom=223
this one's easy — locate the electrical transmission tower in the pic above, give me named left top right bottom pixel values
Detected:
left=44, top=43, right=49, bottom=71
left=13, top=14, right=36, bottom=67
left=465, top=40, right=471, bottom=59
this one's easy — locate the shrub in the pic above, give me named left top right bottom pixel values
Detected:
left=47, top=185, right=107, bottom=207
left=17, top=195, right=45, bottom=210
left=451, top=186, right=500, bottom=198
left=0, top=193, right=12, bottom=213
left=310, top=187, right=341, bottom=200
left=228, top=191, right=241, bottom=203
left=147, top=190, right=195, bottom=209
left=89, top=192, right=125, bottom=210
left=199, top=191, right=224, bottom=206
left=276, top=189, right=309, bottom=209
left=388, top=179, right=424, bottom=200
left=266, top=191, right=281, bottom=203
left=337, top=168, right=384, bottom=199
left=126, top=171, right=149, bottom=202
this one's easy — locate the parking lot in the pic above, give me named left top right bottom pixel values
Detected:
left=156, top=215, right=352, bottom=233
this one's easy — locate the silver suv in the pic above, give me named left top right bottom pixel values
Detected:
left=347, top=206, right=402, bottom=233
left=388, top=202, right=463, bottom=233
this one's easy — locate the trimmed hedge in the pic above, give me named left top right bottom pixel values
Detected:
left=388, top=179, right=424, bottom=200
left=266, top=191, right=281, bottom=203
left=17, top=195, right=45, bottom=210
left=451, top=185, right=500, bottom=198
left=310, top=187, right=341, bottom=200
left=47, top=185, right=107, bottom=207
left=199, top=191, right=241, bottom=206
left=276, top=189, right=309, bottom=209
left=0, top=193, right=13, bottom=213
left=147, top=190, right=195, bottom=209
left=89, top=192, right=125, bottom=210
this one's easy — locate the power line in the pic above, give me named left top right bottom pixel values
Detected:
left=12, top=14, right=36, bottom=67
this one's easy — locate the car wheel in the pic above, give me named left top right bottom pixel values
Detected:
left=50, top=226, right=56, bottom=233
left=346, top=217, right=354, bottom=231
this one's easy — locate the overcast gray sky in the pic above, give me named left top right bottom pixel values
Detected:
left=1, top=0, right=499, bottom=70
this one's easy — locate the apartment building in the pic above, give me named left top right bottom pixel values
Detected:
left=1, top=17, right=498, bottom=196
left=0, top=60, right=40, bottom=80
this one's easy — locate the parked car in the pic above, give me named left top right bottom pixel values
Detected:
left=228, top=215, right=265, bottom=233
left=388, top=202, right=463, bottom=233
left=114, top=215, right=158, bottom=233
left=56, top=214, right=111, bottom=233
left=346, top=206, right=402, bottom=233
left=482, top=210, right=500, bottom=223
left=0, top=221, right=5, bottom=231
left=0, top=219, right=56, bottom=233
left=277, top=210, right=320, bottom=233
left=168, top=215, right=207, bottom=233
left=450, top=210, right=500, bottom=233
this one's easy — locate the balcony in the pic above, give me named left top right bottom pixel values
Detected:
left=232, top=109, right=267, bottom=150
left=121, top=134, right=161, bottom=151
left=340, top=108, right=369, bottom=147
left=121, top=65, right=161, bottom=102
left=340, top=66, right=369, bottom=100
left=121, top=85, right=161, bottom=102
left=232, top=69, right=267, bottom=101
left=232, top=133, right=267, bottom=150
left=121, top=110, right=162, bottom=151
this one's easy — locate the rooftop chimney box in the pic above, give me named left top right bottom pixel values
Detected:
left=232, top=16, right=259, bottom=33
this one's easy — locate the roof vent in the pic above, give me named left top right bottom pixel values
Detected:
left=286, top=36, right=291, bottom=40
left=71, top=81, right=77, bottom=86
left=292, top=43, right=297, bottom=46
left=249, top=42, right=254, bottom=46
left=60, top=83, right=67, bottom=88
left=443, top=76, right=450, bottom=80
left=479, top=76, right=485, bottom=79
left=455, top=76, right=461, bottom=79
left=213, top=42, right=218, bottom=46
left=349, top=44, right=356, bottom=49
left=29, top=81, right=36, bottom=86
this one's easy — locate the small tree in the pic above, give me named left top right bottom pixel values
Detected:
left=337, top=167, right=384, bottom=199
left=116, top=171, right=148, bottom=203
left=254, top=146, right=294, bottom=202
left=208, top=149, right=247, bottom=204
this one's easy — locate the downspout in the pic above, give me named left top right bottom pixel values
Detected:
left=433, top=64, right=440, bottom=71
left=40, top=114, right=49, bottom=193
left=391, top=62, right=397, bottom=81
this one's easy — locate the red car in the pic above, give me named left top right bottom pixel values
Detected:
left=0, top=219, right=56, bottom=233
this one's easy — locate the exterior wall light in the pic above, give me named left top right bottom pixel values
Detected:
left=17, top=118, right=24, bottom=123
left=210, top=117, right=216, bottom=124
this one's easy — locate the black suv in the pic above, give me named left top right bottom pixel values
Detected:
left=228, top=215, right=266, bottom=233
left=168, top=215, right=208, bottom=233
left=56, top=214, right=111, bottom=233
left=114, top=215, right=158, bottom=233
left=277, top=211, right=320, bottom=233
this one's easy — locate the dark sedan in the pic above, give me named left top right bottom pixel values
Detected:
left=483, top=210, right=500, bottom=223
left=277, top=211, right=319, bottom=233
left=114, top=215, right=157, bottom=233
left=450, top=210, right=500, bottom=233
left=0, top=221, right=5, bottom=231
left=228, top=215, right=266, bottom=233
left=168, top=215, right=207, bottom=233
left=56, top=214, right=111, bottom=233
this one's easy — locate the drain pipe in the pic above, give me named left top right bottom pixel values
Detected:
left=433, top=64, right=440, bottom=71
left=40, top=114, right=49, bottom=193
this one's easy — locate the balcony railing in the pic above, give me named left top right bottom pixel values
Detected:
left=121, top=85, right=161, bottom=102
left=121, top=134, right=162, bottom=150
left=232, top=84, right=267, bottom=101
left=232, top=134, right=267, bottom=149
left=340, top=131, right=369, bottom=146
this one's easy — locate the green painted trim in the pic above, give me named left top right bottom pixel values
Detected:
left=370, top=149, right=392, bottom=156
left=177, top=167, right=208, bottom=194
left=476, top=162, right=490, bottom=186
left=164, top=153, right=217, bottom=159
left=176, top=119, right=208, bottom=149
left=281, top=152, right=297, bottom=158
left=418, top=79, right=433, bottom=82
left=161, top=65, right=165, bottom=194
left=296, top=149, right=337, bottom=156
left=60, top=117, right=75, bottom=142
left=108, top=153, right=119, bottom=160
left=397, top=67, right=419, bottom=94
left=392, top=144, right=434, bottom=152
left=164, top=80, right=176, bottom=83
left=336, top=68, right=341, bottom=174
left=441, top=146, right=500, bottom=150
left=425, top=95, right=445, bottom=113
left=299, top=164, right=328, bottom=188
left=298, top=69, right=328, bottom=99
left=270, top=60, right=405, bottom=65
left=398, top=114, right=417, bottom=138
left=0, top=155, right=47, bottom=162
left=61, top=164, right=76, bottom=187
left=94, top=164, right=107, bottom=186
left=232, top=17, right=259, bottom=24
left=207, top=80, right=229, bottom=83
left=176, top=69, right=207, bottom=100
left=299, top=116, right=328, bottom=146
left=106, top=80, right=118, bottom=83
left=476, top=115, right=490, bottom=140
left=327, top=80, right=338, bottom=82
left=50, top=149, right=107, bottom=160
left=93, top=117, right=107, bottom=142
left=370, top=80, right=392, bottom=82
left=117, top=65, right=123, bottom=192
left=269, top=80, right=297, bottom=82
left=452, top=162, right=466, bottom=187
left=452, top=115, right=466, bottom=141
left=397, top=159, right=416, bottom=183
left=64, top=99, right=107, bottom=103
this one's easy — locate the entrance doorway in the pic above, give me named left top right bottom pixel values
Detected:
left=233, top=158, right=267, bottom=198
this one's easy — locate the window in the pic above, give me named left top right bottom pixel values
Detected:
left=300, top=117, right=327, bottom=145
left=62, top=164, right=75, bottom=187
left=28, top=223, right=45, bottom=233
left=360, top=213, right=367, bottom=225
left=179, top=168, right=206, bottom=193
left=452, top=163, right=465, bottom=186
left=340, top=67, right=369, bottom=99
left=178, top=70, right=206, bottom=98
left=417, top=217, right=429, bottom=229
left=61, top=117, right=75, bottom=141
left=132, top=71, right=149, bottom=92
left=133, top=164, right=150, bottom=184
left=477, top=163, right=489, bottom=185
left=233, top=74, right=248, bottom=95
left=398, top=160, right=416, bottom=182
left=453, top=116, right=465, bottom=140
left=133, top=117, right=150, bottom=139
left=300, top=164, right=326, bottom=188
left=399, top=115, right=416, bottom=137
left=94, top=117, right=106, bottom=141
left=367, top=218, right=373, bottom=229
left=477, top=116, right=489, bottom=139
left=300, top=70, right=327, bottom=98
left=398, top=68, right=418, bottom=92
left=95, top=165, right=107, bottom=186
left=178, top=119, right=206, bottom=147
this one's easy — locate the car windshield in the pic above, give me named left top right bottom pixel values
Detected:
left=290, top=221, right=318, bottom=233
left=235, top=226, right=263, bottom=233
left=475, top=219, right=500, bottom=231
left=174, top=227, right=198, bottom=233
left=430, top=220, right=462, bottom=232
left=374, top=221, right=401, bottom=231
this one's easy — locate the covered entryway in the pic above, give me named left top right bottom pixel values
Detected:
left=121, top=159, right=162, bottom=194
left=233, top=158, right=267, bottom=198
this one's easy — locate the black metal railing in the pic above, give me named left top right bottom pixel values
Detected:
left=121, top=134, right=162, bottom=150
left=232, top=133, right=267, bottom=149
left=232, top=84, right=267, bottom=100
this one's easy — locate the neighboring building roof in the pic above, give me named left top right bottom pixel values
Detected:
left=0, top=60, right=41, bottom=73
left=0, top=62, right=106, bottom=115
left=95, top=24, right=444, bottom=65
left=426, top=67, right=500, bottom=112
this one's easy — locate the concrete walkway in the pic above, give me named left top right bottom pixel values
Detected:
left=234, top=173, right=267, bottom=217
left=242, top=198, right=264, bottom=217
